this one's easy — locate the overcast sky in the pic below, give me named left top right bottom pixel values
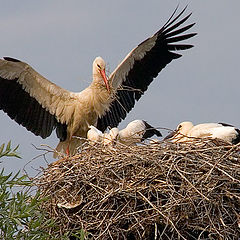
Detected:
left=1, top=1, right=240, bottom=175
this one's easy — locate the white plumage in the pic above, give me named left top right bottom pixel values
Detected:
left=87, top=126, right=119, bottom=145
left=103, top=128, right=120, bottom=145
left=0, top=8, right=195, bottom=157
left=87, top=120, right=162, bottom=146
left=165, top=121, right=240, bottom=144
left=117, top=120, right=162, bottom=146
left=87, top=126, right=104, bottom=143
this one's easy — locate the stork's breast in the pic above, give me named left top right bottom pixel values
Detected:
left=70, top=103, right=97, bottom=137
left=90, top=88, right=112, bottom=116
left=70, top=87, right=111, bottom=137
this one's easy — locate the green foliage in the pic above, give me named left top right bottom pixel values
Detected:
left=0, top=142, right=54, bottom=239
left=0, top=141, right=21, bottom=159
left=0, top=177, right=54, bottom=239
left=0, top=142, right=88, bottom=240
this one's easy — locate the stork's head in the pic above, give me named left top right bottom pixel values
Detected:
left=109, top=127, right=119, bottom=140
left=93, top=56, right=110, bottom=92
left=87, top=125, right=103, bottom=142
left=164, top=121, right=193, bottom=140
left=176, top=121, right=194, bottom=135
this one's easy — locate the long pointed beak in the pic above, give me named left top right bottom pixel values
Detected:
left=100, top=69, right=110, bottom=93
left=164, top=130, right=178, bottom=140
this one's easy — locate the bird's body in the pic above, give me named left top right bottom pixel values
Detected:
left=87, top=126, right=104, bottom=143
left=0, top=57, right=111, bottom=156
left=102, top=128, right=120, bottom=145
left=87, top=126, right=119, bottom=145
left=118, top=120, right=162, bottom=145
left=165, top=121, right=240, bottom=144
left=0, top=7, right=195, bottom=157
left=87, top=120, right=162, bottom=146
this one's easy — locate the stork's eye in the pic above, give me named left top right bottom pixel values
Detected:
left=178, top=125, right=182, bottom=130
left=97, top=64, right=101, bottom=69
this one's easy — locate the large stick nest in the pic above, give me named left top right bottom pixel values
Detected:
left=35, top=139, right=240, bottom=239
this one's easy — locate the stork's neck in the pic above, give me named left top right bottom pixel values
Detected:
left=90, top=76, right=107, bottom=94
left=91, top=73, right=112, bottom=98
left=87, top=75, right=113, bottom=118
left=92, top=71, right=104, bottom=85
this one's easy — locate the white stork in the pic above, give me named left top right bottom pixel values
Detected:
left=87, top=126, right=119, bottom=145
left=87, top=119, right=162, bottom=146
left=0, top=7, right=196, bottom=157
left=87, top=126, right=104, bottom=143
left=102, top=128, right=120, bottom=145
left=117, top=120, right=162, bottom=146
left=164, top=121, right=240, bottom=144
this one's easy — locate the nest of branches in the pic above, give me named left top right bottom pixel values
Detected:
left=35, top=139, right=240, bottom=239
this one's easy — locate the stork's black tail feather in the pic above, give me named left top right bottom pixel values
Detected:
left=232, top=128, right=240, bottom=144
left=142, top=120, right=162, bottom=140
left=219, top=122, right=240, bottom=144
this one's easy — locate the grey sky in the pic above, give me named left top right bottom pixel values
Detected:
left=1, top=1, right=240, bottom=175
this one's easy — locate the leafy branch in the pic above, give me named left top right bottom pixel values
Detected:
left=0, top=141, right=21, bottom=159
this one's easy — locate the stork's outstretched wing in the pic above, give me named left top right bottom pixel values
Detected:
left=0, top=57, right=79, bottom=140
left=97, top=7, right=196, bottom=131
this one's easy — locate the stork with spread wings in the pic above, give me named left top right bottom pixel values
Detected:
left=0, top=7, right=196, bottom=157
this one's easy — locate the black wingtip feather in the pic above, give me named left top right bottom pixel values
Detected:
left=218, top=122, right=234, bottom=127
left=163, top=6, right=188, bottom=30
left=163, top=13, right=193, bottom=36
left=162, top=5, right=181, bottom=29
left=3, top=57, right=21, bottom=62
left=97, top=6, right=196, bottom=131
left=164, top=6, right=192, bottom=32
left=167, top=33, right=197, bottom=43
left=142, top=121, right=162, bottom=140
left=165, top=23, right=195, bottom=39
left=168, top=44, right=194, bottom=51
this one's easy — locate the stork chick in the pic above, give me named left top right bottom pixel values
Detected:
left=165, top=121, right=240, bottom=144
left=118, top=120, right=162, bottom=146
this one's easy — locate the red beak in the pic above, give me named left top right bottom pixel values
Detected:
left=100, top=69, right=110, bottom=93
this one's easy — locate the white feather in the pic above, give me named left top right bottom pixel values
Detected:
left=168, top=121, right=239, bottom=144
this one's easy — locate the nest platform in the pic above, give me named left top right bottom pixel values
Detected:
left=36, top=139, right=240, bottom=239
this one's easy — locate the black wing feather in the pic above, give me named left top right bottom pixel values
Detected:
left=0, top=77, right=67, bottom=141
left=142, top=120, right=162, bottom=140
left=165, top=23, right=195, bottom=38
left=218, top=122, right=234, bottom=127
left=163, top=12, right=192, bottom=34
left=97, top=7, right=196, bottom=131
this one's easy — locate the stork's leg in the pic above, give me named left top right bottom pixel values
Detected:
left=66, top=136, right=72, bottom=156
left=66, top=145, right=70, bottom=156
